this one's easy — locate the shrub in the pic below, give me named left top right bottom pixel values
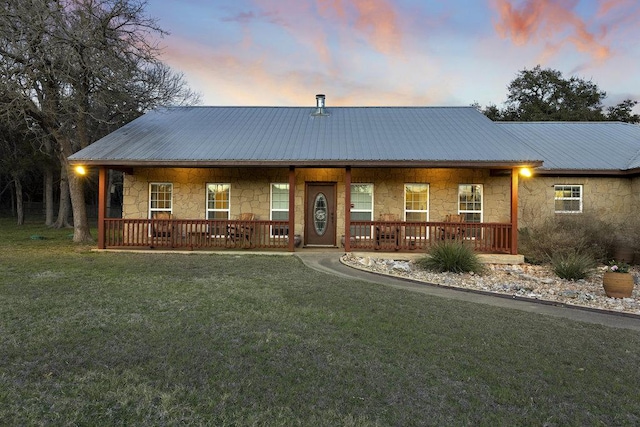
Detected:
left=417, top=241, right=484, bottom=274
left=551, top=251, right=595, bottom=281
left=519, top=213, right=617, bottom=265
left=613, top=215, right=640, bottom=264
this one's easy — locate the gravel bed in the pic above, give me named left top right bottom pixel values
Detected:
left=341, top=253, right=640, bottom=315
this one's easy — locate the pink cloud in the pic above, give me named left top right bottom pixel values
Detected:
left=595, top=0, right=640, bottom=41
left=491, top=0, right=611, bottom=61
left=201, top=52, right=441, bottom=107
left=159, top=33, right=444, bottom=107
left=249, top=0, right=335, bottom=66
left=249, top=0, right=404, bottom=61
left=317, top=0, right=403, bottom=54
left=597, top=0, right=634, bottom=16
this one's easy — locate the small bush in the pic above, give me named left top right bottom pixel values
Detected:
left=551, top=251, right=595, bottom=281
left=417, top=241, right=484, bottom=274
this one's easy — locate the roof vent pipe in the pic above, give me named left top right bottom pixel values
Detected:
left=315, top=94, right=325, bottom=114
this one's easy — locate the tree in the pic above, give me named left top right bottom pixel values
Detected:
left=0, top=0, right=199, bottom=241
left=0, top=124, right=29, bottom=225
left=482, top=65, right=639, bottom=123
left=606, top=99, right=640, bottom=124
left=503, top=65, right=605, bottom=121
left=0, top=117, right=48, bottom=224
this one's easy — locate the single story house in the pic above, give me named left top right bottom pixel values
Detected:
left=68, top=95, right=640, bottom=255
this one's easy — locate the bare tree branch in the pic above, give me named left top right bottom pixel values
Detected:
left=0, top=0, right=200, bottom=239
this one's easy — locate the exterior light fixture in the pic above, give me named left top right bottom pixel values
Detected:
left=519, top=167, right=532, bottom=177
left=75, top=165, right=87, bottom=175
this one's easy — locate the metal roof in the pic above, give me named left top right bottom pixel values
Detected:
left=498, top=121, right=640, bottom=173
left=69, top=106, right=542, bottom=168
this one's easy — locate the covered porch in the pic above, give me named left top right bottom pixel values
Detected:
left=93, top=165, right=525, bottom=255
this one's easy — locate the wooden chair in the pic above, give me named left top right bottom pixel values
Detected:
left=375, top=213, right=399, bottom=250
left=152, top=211, right=173, bottom=238
left=439, top=214, right=465, bottom=240
left=227, top=213, right=255, bottom=247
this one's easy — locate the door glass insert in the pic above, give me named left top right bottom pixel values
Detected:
left=314, top=193, right=328, bottom=235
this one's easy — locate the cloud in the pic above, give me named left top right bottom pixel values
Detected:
left=316, top=0, right=404, bottom=55
left=246, top=0, right=334, bottom=66
left=221, top=11, right=257, bottom=24
left=205, top=52, right=443, bottom=107
left=248, top=0, right=405, bottom=60
left=491, top=0, right=611, bottom=61
left=597, top=0, right=633, bottom=16
left=595, top=0, right=640, bottom=40
left=158, top=32, right=447, bottom=107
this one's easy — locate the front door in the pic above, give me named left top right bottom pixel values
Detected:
left=305, top=183, right=336, bottom=246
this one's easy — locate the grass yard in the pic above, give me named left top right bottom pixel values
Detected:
left=1, top=219, right=639, bottom=426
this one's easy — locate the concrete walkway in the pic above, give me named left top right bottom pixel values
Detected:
left=295, top=251, right=640, bottom=332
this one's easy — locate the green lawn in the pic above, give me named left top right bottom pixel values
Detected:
left=1, top=220, right=639, bottom=426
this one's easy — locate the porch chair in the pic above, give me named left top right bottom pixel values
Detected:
left=375, top=213, right=400, bottom=250
left=439, top=214, right=465, bottom=240
left=227, top=213, right=255, bottom=247
left=152, top=211, right=173, bottom=238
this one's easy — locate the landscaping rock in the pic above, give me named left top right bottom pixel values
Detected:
left=341, top=253, right=640, bottom=315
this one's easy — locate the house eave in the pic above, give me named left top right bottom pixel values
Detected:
left=68, top=159, right=544, bottom=169
left=534, top=168, right=640, bottom=177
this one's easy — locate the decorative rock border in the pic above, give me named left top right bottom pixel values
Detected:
left=341, top=253, right=640, bottom=316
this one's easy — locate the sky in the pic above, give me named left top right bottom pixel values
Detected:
left=144, top=0, right=640, bottom=112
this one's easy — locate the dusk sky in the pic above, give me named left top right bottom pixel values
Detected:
left=145, top=0, right=640, bottom=111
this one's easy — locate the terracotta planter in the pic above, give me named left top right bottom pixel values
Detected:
left=602, top=272, right=634, bottom=298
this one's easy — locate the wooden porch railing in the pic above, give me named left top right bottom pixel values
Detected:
left=102, top=218, right=512, bottom=253
left=103, top=218, right=291, bottom=249
left=348, top=220, right=512, bottom=253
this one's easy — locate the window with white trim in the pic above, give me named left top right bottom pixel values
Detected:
left=271, top=183, right=289, bottom=237
left=554, top=185, right=582, bottom=213
left=350, top=184, right=373, bottom=238
left=404, top=184, right=429, bottom=238
left=206, top=183, right=230, bottom=220
left=459, top=184, right=483, bottom=223
left=149, top=183, right=172, bottom=218
left=206, top=184, right=230, bottom=235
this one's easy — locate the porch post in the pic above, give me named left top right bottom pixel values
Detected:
left=288, top=166, right=296, bottom=252
left=98, top=166, right=107, bottom=249
left=510, top=168, right=518, bottom=255
left=345, top=166, right=351, bottom=252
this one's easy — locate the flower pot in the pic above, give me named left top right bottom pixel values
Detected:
left=602, top=272, right=634, bottom=298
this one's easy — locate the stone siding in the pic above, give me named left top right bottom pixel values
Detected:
left=124, top=168, right=289, bottom=220
left=126, top=168, right=639, bottom=239
left=351, top=168, right=511, bottom=223
left=518, top=176, right=635, bottom=229
left=124, top=167, right=516, bottom=243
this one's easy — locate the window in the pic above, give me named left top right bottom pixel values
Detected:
left=404, top=184, right=429, bottom=221
left=206, top=184, right=230, bottom=219
left=459, top=184, right=483, bottom=223
left=555, top=185, right=582, bottom=213
left=350, top=184, right=373, bottom=238
left=207, top=184, right=230, bottom=235
left=271, top=183, right=289, bottom=237
left=405, top=184, right=429, bottom=238
left=149, top=183, right=172, bottom=217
